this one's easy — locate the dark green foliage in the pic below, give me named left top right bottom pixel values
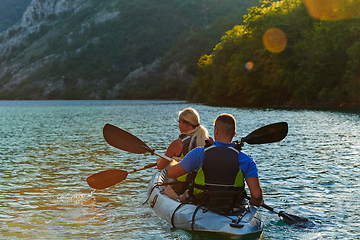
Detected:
left=191, top=0, right=360, bottom=107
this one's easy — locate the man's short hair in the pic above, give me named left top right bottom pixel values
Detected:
left=214, top=114, right=236, bottom=137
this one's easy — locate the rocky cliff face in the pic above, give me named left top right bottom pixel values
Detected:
left=0, top=0, right=130, bottom=99
left=0, top=0, right=183, bottom=100
left=0, top=0, right=245, bottom=100
left=0, top=0, right=92, bottom=97
left=0, top=0, right=88, bottom=56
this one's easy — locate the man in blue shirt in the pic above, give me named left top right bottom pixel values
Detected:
left=168, top=113, right=264, bottom=207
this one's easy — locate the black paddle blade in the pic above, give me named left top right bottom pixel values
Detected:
left=243, top=122, right=288, bottom=144
left=280, top=211, right=308, bottom=224
left=103, top=124, right=149, bottom=154
left=279, top=211, right=318, bottom=228
left=87, top=169, right=128, bottom=189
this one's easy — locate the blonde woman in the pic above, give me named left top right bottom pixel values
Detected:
left=157, top=107, right=213, bottom=170
left=157, top=107, right=213, bottom=199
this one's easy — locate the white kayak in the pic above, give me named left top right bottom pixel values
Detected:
left=147, top=169, right=264, bottom=238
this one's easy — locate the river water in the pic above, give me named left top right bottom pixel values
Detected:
left=0, top=100, right=359, bottom=239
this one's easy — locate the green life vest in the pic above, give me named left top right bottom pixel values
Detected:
left=192, top=145, right=245, bottom=196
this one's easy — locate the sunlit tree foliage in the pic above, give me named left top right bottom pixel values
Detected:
left=191, top=0, right=360, bottom=107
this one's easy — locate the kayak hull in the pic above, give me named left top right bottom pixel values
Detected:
left=147, top=170, right=264, bottom=237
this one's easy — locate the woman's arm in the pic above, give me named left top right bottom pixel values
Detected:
left=157, top=138, right=183, bottom=170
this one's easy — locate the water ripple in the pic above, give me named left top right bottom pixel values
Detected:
left=0, top=100, right=359, bottom=239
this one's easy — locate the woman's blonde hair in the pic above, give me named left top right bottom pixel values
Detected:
left=179, top=107, right=209, bottom=151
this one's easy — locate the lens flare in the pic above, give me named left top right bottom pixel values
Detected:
left=245, top=61, right=254, bottom=70
left=263, top=28, right=288, bottom=53
left=303, top=0, right=360, bottom=20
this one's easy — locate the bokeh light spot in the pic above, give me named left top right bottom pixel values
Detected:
left=303, top=0, right=360, bottom=20
left=263, top=28, right=288, bottom=53
left=245, top=61, right=254, bottom=70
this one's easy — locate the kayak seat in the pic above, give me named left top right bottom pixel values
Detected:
left=172, top=172, right=196, bottom=195
left=192, top=191, right=244, bottom=214
left=171, top=181, right=190, bottom=195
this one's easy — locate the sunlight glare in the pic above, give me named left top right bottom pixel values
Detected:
left=245, top=61, right=254, bottom=70
left=303, top=0, right=360, bottom=20
left=55, top=191, right=104, bottom=223
left=263, top=28, right=288, bottom=53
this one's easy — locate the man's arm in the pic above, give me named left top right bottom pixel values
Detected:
left=167, top=160, right=187, bottom=179
left=168, top=147, right=203, bottom=179
left=245, top=177, right=263, bottom=207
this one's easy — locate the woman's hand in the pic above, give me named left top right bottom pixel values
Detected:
left=172, top=156, right=182, bottom=162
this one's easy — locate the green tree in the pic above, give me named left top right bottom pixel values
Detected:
left=191, top=0, right=360, bottom=107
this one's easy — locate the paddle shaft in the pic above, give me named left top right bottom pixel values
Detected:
left=87, top=163, right=159, bottom=189
left=260, top=202, right=282, bottom=215
left=103, top=122, right=288, bottom=155
left=138, top=146, right=172, bottom=162
left=245, top=195, right=281, bottom=213
left=128, top=162, right=158, bottom=173
left=127, top=151, right=172, bottom=174
left=244, top=196, right=309, bottom=225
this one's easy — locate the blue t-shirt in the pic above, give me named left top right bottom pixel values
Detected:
left=179, top=141, right=258, bottom=179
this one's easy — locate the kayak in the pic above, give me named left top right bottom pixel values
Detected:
left=146, top=169, right=264, bottom=238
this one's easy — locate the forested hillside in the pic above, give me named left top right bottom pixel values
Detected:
left=2, top=0, right=359, bottom=107
left=0, top=0, right=260, bottom=100
left=0, top=0, right=32, bottom=32
left=190, top=0, right=360, bottom=107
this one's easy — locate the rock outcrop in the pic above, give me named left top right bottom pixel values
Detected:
left=0, top=0, right=125, bottom=99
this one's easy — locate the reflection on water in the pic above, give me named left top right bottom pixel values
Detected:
left=0, top=100, right=359, bottom=239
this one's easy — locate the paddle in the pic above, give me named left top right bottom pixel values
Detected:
left=241, top=122, right=288, bottom=144
left=87, top=122, right=288, bottom=189
left=244, top=196, right=314, bottom=227
left=87, top=163, right=157, bottom=189
left=102, top=123, right=172, bottom=160
left=103, top=122, right=288, bottom=153
left=87, top=124, right=172, bottom=189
